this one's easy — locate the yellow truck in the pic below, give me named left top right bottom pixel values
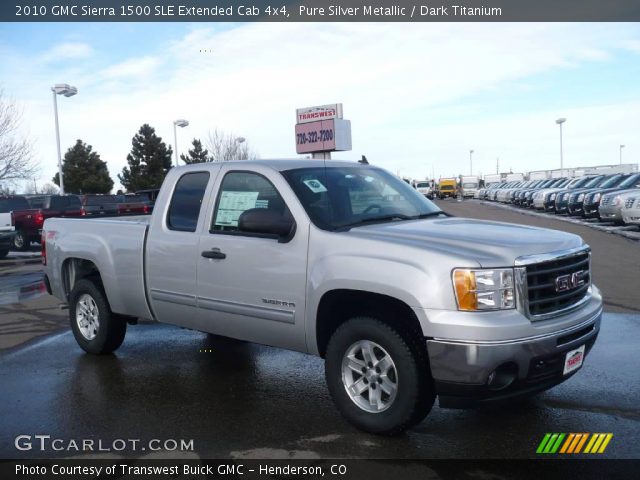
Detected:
left=438, top=178, right=458, bottom=199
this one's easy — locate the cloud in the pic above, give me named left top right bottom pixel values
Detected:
left=41, top=42, right=93, bottom=62
left=100, top=56, right=161, bottom=80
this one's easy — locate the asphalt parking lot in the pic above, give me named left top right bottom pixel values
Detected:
left=0, top=204, right=638, bottom=462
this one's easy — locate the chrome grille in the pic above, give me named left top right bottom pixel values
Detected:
left=600, top=196, right=612, bottom=207
left=525, top=251, right=590, bottom=317
left=624, top=197, right=636, bottom=209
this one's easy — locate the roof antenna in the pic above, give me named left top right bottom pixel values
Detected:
left=359, top=155, right=369, bottom=165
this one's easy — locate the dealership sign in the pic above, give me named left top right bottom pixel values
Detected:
left=296, top=103, right=343, bottom=124
left=295, top=103, right=351, bottom=155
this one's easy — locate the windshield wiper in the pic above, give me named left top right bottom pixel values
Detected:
left=335, top=214, right=413, bottom=231
left=412, top=211, right=447, bottom=219
left=335, top=211, right=446, bottom=231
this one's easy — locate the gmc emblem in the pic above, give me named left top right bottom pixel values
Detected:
left=555, top=270, right=586, bottom=292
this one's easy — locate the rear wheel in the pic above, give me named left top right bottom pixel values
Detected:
left=325, top=316, right=435, bottom=435
left=69, top=278, right=126, bottom=354
left=12, top=230, right=29, bottom=251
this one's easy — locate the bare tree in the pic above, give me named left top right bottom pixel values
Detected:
left=0, top=91, right=37, bottom=185
left=206, top=128, right=258, bottom=162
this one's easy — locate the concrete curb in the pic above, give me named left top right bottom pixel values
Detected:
left=476, top=200, right=640, bottom=242
left=0, top=257, right=42, bottom=267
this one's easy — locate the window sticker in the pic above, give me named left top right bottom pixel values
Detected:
left=303, top=179, right=328, bottom=193
left=214, top=191, right=260, bottom=227
left=255, top=199, right=269, bottom=209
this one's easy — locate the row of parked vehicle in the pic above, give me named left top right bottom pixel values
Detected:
left=475, top=172, right=640, bottom=227
left=0, top=190, right=159, bottom=255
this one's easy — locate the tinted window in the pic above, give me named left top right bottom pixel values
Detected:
left=50, top=196, right=66, bottom=209
left=28, top=196, right=46, bottom=208
left=67, top=196, right=81, bottom=207
left=122, top=195, right=147, bottom=203
left=85, top=195, right=121, bottom=206
left=212, top=172, right=287, bottom=232
left=167, top=172, right=210, bottom=232
left=0, top=197, right=30, bottom=212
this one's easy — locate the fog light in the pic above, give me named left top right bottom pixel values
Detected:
left=486, top=363, right=518, bottom=391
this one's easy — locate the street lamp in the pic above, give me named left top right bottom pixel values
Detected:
left=469, top=149, right=474, bottom=175
left=233, top=136, right=246, bottom=160
left=619, top=144, right=625, bottom=165
left=173, top=119, right=189, bottom=166
left=556, top=118, right=566, bottom=171
left=51, top=83, right=78, bottom=195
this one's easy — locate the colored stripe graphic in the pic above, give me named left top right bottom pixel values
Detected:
left=537, top=433, right=613, bottom=454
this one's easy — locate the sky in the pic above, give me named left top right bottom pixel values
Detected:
left=1, top=21, right=639, bottom=192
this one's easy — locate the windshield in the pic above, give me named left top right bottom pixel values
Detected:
left=416, top=182, right=430, bottom=188
left=618, top=173, right=640, bottom=188
left=282, top=166, right=443, bottom=231
left=462, top=182, right=477, bottom=188
left=597, top=175, right=624, bottom=188
left=584, top=176, right=606, bottom=188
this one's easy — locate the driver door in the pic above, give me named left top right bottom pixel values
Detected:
left=195, top=166, right=309, bottom=352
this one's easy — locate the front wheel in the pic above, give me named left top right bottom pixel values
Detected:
left=325, top=317, right=435, bottom=435
left=69, top=278, right=126, bottom=354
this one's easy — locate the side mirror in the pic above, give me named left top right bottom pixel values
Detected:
left=238, top=208, right=295, bottom=240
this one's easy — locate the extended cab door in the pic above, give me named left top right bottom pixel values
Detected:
left=146, top=167, right=220, bottom=327
left=196, top=165, right=310, bottom=353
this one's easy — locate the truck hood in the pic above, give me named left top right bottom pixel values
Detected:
left=347, top=217, right=583, bottom=268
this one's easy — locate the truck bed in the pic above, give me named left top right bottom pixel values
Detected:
left=44, top=216, right=153, bottom=320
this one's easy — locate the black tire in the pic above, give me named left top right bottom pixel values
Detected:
left=325, top=316, right=435, bottom=435
left=69, top=278, right=126, bottom=354
left=12, top=230, right=29, bottom=251
left=0, top=249, right=8, bottom=259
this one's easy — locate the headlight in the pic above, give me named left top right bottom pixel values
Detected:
left=577, top=193, right=585, bottom=201
left=613, top=195, right=622, bottom=207
left=594, top=193, right=601, bottom=202
left=453, top=268, right=515, bottom=311
left=562, top=193, right=569, bottom=200
left=549, top=193, right=556, bottom=200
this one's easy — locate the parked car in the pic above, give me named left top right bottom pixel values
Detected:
left=599, top=190, right=640, bottom=224
left=43, top=159, right=602, bottom=435
left=135, top=189, right=161, bottom=205
left=78, top=194, right=123, bottom=217
left=518, top=178, right=567, bottom=208
left=565, top=174, right=627, bottom=217
left=1, top=195, right=82, bottom=251
left=0, top=210, right=15, bottom=259
left=582, top=173, right=640, bottom=219
left=621, top=195, right=640, bottom=226
left=533, top=176, right=595, bottom=212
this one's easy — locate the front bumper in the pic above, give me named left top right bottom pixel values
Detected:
left=425, top=301, right=602, bottom=408
left=599, top=206, right=622, bottom=222
left=583, top=202, right=600, bottom=218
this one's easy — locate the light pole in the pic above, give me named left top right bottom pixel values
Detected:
left=556, top=118, right=566, bottom=171
left=51, top=84, right=77, bottom=195
left=619, top=144, right=625, bottom=165
left=173, top=119, right=189, bottom=166
left=469, top=149, right=474, bottom=175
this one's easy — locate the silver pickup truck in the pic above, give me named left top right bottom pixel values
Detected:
left=43, top=160, right=602, bottom=434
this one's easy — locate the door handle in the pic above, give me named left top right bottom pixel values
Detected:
left=201, top=248, right=226, bottom=260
